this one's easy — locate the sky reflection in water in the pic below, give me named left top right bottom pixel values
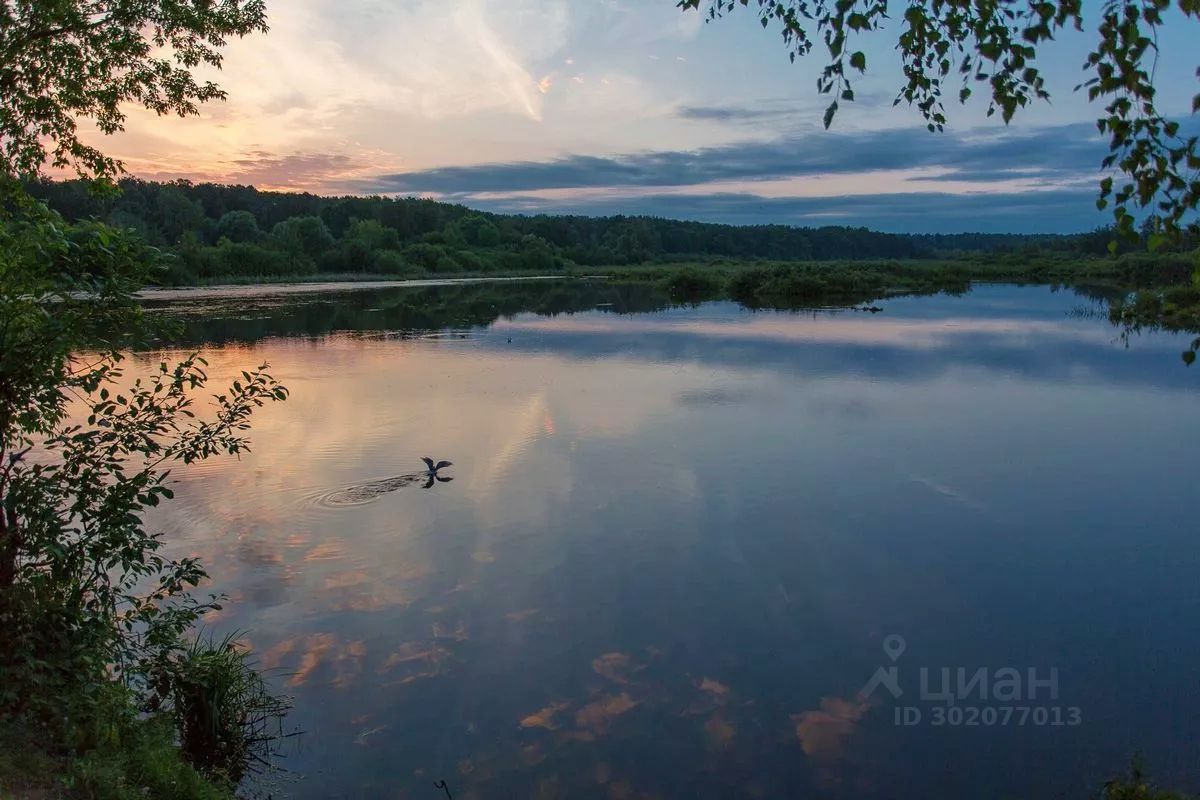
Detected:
left=140, top=283, right=1199, bottom=799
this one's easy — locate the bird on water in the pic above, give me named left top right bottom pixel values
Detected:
left=422, top=456, right=453, bottom=475
left=421, top=457, right=453, bottom=488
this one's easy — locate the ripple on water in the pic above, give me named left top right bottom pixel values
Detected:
left=306, top=471, right=444, bottom=508
left=415, top=330, right=477, bottom=341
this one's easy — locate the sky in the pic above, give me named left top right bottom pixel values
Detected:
left=91, top=0, right=1200, bottom=233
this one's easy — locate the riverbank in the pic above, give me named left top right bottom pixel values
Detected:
left=144, top=254, right=1200, bottom=335
left=0, top=701, right=236, bottom=800
left=152, top=252, right=1198, bottom=293
left=137, top=274, right=574, bottom=301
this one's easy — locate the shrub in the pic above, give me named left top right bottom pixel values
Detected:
left=214, top=210, right=260, bottom=244
left=661, top=267, right=722, bottom=301
left=0, top=206, right=290, bottom=786
left=372, top=249, right=417, bottom=275
left=403, top=242, right=449, bottom=271
left=0, top=686, right=237, bottom=800
left=270, top=216, right=334, bottom=260
left=148, top=633, right=291, bottom=785
left=452, top=249, right=487, bottom=272
left=453, top=214, right=501, bottom=247
left=345, top=218, right=400, bottom=252
left=213, top=240, right=312, bottom=277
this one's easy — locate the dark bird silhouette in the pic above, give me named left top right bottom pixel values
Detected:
left=316, top=458, right=456, bottom=505
left=422, top=456, right=453, bottom=474
left=421, top=457, right=454, bottom=488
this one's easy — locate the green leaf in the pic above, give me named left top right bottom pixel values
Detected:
left=1183, top=350, right=1196, bottom=366
left=850, top=51, right=866, bottom=71
left=823, top=101, right=838, bottom=129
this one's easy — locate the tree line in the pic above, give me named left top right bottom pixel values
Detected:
left=26, top=178, right=1135, bottom=284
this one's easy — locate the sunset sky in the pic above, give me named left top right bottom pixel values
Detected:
left=94, top=0, right=1200, bottom=233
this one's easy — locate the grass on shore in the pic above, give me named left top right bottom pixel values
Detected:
left=0, top=714, right=235, bottom=800
left=0, top=632, right=288, bottom=800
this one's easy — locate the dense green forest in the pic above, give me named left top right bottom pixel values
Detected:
left=27, top=178, right=1147, bottom=285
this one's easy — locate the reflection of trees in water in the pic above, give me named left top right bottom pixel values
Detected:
left=145, top=276, right=1200, bottom=367
left=145, top=280, right=678, bottom=346
left=1069, top=283, right=1129, bottom=306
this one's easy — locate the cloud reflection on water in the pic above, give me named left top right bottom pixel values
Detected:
left=126, top=285, right=1200, bottom=798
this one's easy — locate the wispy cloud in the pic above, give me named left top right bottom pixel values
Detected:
left=445, top=0, right=555, bottom=121
left=673, top=92, right=889, bottom=125
left=459, top=188, right=1104, bottom=233
left=674, top=104, right=800, bottom=123
left=130, top=150, right=390, bottom=194
left=93, top=2, right=1196, bottom=232
left=357, top=123, right=1106, bottom=196
left=89, top=0, right=582, bottom=183
left=339, top=122, right=1119, bottom=231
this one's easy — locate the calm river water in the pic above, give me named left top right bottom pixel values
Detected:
left=140, top=280, right=1199, bottom=799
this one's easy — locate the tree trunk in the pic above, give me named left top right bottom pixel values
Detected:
left=0, top=499, right=17, bottom=590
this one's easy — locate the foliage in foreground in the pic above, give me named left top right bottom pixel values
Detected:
left=1, top=3, right=291, bottom=796
left=148, top=633, right=291, bottom=784
left=0, top=1, right=266, bottom=185
left=680, top=1, right=1200, bottom=242
left=1105, top=761, right=1196, bottom=800
left=0, top=204, right=290, bottom=795
left=0, top=685, right=234, bottom=800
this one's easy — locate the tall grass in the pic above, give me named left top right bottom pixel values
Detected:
left=149, top=632, right=292, bottom=787
left=0, top=685, right=236, bottom=800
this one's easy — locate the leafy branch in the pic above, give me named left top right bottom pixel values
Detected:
left=678, top=0, right=1200, bottom=241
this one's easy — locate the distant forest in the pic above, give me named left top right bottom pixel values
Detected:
left=28, top=178, right=1134, bottom=284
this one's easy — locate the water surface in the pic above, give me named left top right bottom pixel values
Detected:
left=142, top=282, right=1200, bottom=799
